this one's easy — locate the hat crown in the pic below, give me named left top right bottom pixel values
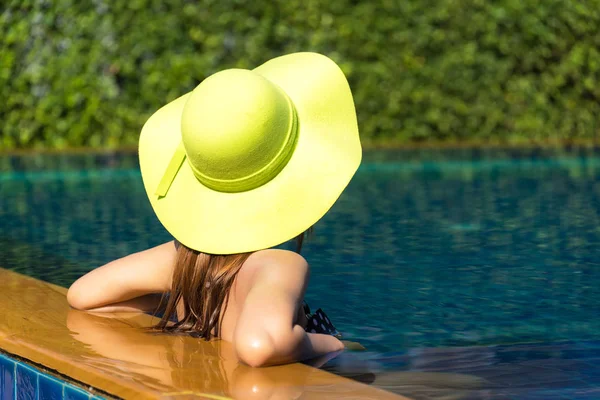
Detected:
left=181, top=69, right=298, bottom=192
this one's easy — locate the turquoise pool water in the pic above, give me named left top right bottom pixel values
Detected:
left=1, top=148, right=600, bottom=398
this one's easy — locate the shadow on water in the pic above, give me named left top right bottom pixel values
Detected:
left=324, top=340, right=600, bottom=399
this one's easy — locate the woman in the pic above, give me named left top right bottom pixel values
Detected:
left=68, top=52, right=362, bottom=367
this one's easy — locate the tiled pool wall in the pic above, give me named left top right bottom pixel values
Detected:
left=0, top=352, right=104, bottom=400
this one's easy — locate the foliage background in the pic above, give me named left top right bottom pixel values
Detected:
left=1, top=0, right=599, bottom=149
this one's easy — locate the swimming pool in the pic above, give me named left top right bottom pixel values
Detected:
left=1, top=148, right=600, bottom=398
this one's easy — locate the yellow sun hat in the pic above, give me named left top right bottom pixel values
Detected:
left=138, top=52, right=362, bottom=254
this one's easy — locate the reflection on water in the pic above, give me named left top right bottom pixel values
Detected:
left=66, top=310, right=317, bottom=399
left=1, top=149, right=600, bottom=356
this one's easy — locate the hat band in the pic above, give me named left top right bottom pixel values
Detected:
left=155, top=96, right=299, bottom=197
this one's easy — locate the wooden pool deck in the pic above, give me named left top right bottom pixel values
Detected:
left=0, top=268, right=407, bottom=399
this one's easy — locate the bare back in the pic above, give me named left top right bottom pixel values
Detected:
left=68, top=242, right=342, bottom=366
left=218, top=249, right=309, bottom=342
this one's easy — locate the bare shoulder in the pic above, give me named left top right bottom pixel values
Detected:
left=234, top=249, right=309, bottom=298
left=247, top=249, right=309, bottom=276
left=251, top=249, right=308, bottom=266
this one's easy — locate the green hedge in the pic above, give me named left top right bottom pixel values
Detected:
left=2, top=0, right=600, bottom=149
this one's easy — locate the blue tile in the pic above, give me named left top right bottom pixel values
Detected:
left=1, top=357, right=98, bottom=400
left=16, top=364, right=37, bottom=400
left=64, top=386, right=90, bottom=400
left=38, top=374, right=62, bottom=400
left=0, top=355, right=16, bottom=400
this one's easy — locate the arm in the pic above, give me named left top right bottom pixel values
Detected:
left=233, top=251, right=344, bottom=367
left=67, top=241, right=177, bottom=312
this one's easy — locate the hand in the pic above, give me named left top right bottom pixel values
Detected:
left=341, top=340, right=366, bottom=351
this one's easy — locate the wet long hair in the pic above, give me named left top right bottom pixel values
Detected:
left=154, top=231, right=310, bottom=340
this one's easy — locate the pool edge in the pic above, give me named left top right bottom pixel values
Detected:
left=0, top=268, right=408, bottom=399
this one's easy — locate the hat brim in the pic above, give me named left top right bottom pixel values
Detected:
left=138, top=52, right=361, bottom=254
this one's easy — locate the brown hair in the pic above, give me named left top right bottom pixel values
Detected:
left=155, top=231, right=310, bottom=339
